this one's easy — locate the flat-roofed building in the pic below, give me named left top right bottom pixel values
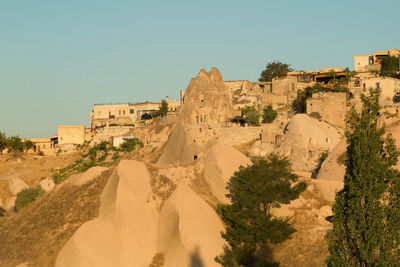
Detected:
left=90, top=97, right=180, bottom=129
left=58, top=125, right=85, bottom=145
left=354, top=49, right=400, bottom=72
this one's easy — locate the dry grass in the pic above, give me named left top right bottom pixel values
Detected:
left=0, top=168, right=112, bottom=267
left=233, top=139, right=256, bottom=156
left=148, top=253, right=165, bottom=267
left=189, top=172, right=220, bottom=210
left=0, top=153, right=80, bottom=201
left=146, top=163, right=176, bottom=211
left=272, top=179, right=331, bottom=267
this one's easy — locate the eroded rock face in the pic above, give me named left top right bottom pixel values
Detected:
left=316, top=138, right=346, bottom=182
left=56, top=160, right=158, bottom=267
left=56, top=161, right=225, bottom=267
left=278, top=114, right=341, bottom=172
left=157, top=184, right=225, bottom=267
left=158, top=68, right=234, bottom=165
left=203, top=144, right=251, bottom=203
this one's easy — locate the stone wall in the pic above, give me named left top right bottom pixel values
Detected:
left=306, top=92, right=347, bottom=128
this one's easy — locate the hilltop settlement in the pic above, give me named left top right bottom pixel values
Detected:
left=1, top=49, right=400, bottom=266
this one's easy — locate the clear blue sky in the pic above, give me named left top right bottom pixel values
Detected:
left=1, top=0, right=399, bottom=138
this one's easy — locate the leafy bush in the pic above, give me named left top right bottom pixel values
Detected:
left=23, top=140, right=34, bottom=152
left=293, top=83, right=325, bottom=113
left=120, top=139, right=144, bottom=152
left=262, top=105, right=278, bottom=123
left=15, top=186, right=45, bottom=211
left=380, top=56, right=400, bottom=78
left=0, top=132, right=7, bottom=153
left=241, top=106, right=260, bottom=126
left=312, top=151, right=328, bottom=178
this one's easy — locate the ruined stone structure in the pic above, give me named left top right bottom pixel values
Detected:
left=158, top=68, right=235, bottom=164
left=225, top=76, right=298, bottom=110
left=306, top=92, right=347, bottom=128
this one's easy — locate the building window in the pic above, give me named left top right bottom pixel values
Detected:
left=376, top=82, right=380, bottom=89
left=123, top=110, right=125, bottom=115
left=119, top=110, right=121, bottom=115
left=130, top=109, right=134, bottom=114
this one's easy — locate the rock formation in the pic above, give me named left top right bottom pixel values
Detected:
left=158, top=68, right=234, bottom=165
left=157, top=185, right=225, bottom=266
left=277, top=114, right=341, bottom=172
left=56, top=161, right=158, bottom=267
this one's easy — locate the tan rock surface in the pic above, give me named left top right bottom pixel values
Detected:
left=158, top=68, right=234, bottom=165
left=157, top=184, right=225, bottom=267
left=56, top=160, right=158, bottom=267
left=8, top=178, right=28, bottom=195
left=203, top=144, right=251, bottom=203
left=38, top=178, right=55, bottom=192
left=278, top=114, right=341, bottom=172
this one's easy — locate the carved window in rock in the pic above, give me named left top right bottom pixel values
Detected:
left=196, top=116, right=199, bottom=123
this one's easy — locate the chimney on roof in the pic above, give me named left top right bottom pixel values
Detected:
left=165, top=96, right=169, bottom=102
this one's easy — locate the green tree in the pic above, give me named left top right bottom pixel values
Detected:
left=7, top=136, right=24, bottom=152
left=216, top=155, right=307, bottom=266
left=259, top=61, right=293, bottom=82
left=380, top=56, right=400, bottom=78
left=262, top=105, right=278, bottom=123
left=156, top=100, right=168, bottom=117
left=327, top=89, right=400, bottom=266
left=0, top=132, right=7, bottom=154
left=241, top=106, right=260, bottom=126
left=23, top=139, right=34, bottom=152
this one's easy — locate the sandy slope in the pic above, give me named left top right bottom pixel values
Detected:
left=56, top=160, right=158, bottom=267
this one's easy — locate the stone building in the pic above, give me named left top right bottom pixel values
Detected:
left=90, top=97, right=180, bottom=129
left=287, top=67, right=347, bottom=89
left=58, top=125, right=86, bottom=145
left=30, top=136, right=58, bottom=154
left=306, top=92, right=347, bottom=128
left=354, top=49, right=400, bottom=72
left=350, top=76, right=400, bottom=102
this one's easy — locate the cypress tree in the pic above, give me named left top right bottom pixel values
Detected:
left=327, top=89, right=400, bottom=266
